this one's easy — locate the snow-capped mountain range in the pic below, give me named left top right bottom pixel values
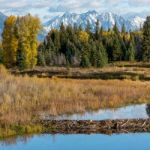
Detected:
left=0, top=10, right=148, bottom=40
left=44, top=11, right=146, bottom=33
left=0, top=12, right=7, bottom=38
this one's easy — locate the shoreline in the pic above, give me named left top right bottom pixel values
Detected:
left=11, top=65, right=150, bottom=81
left=1, top=119, right=150, bottom=139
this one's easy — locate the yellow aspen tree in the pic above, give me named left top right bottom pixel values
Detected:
left=2, top=16, right=18, bottom=67
left=78, top=31, right=89, bottom=44
left=17, top=15, right=41, bottom=69
left=28, top=15, right=41, bottom=68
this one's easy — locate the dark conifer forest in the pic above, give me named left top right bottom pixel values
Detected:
left=1, top=15, right=150, bottom=69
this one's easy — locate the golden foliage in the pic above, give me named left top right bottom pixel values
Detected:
left=78, top=31, right=89, bottom=43
left=2, top=15, right=41, bottom=69
left=120, top=33, right=131, bottom=41
left=102, top=31, right=113, bottom=37
left=17, top=15, right=41, bottom=68
left=2, top=16, right=18, bottom=67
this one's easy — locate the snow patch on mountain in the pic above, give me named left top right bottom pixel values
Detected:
left=43, top=11, right=146, bottom=33
left=130, top=16, right=145, bottom=29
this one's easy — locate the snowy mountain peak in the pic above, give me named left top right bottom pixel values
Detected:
left=0, top=11, right=146, bottom=40
left=131, top=16, right=145, bottom=29
left=43, top=11, right=146, bottom=33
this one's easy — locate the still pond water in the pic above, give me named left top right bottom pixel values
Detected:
left=1, top=104, right=150, bottom=150
left=46, top=104, right=150, bottom=120
left=1, top=134, right=150, bottom=150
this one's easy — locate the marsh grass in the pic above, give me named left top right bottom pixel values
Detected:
left=12, top=62, right=150, bottom=80
left=0, top=65, right=150, bottom=126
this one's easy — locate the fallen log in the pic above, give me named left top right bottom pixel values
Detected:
left=39, top=119, right=150, bottom=134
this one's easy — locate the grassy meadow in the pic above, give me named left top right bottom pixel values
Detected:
left=0, top=63, right=150, bottom=126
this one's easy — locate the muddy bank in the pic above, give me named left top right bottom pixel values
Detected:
left=39, top=119, right=150, bottom=134
left=11, top=67, right=150, bottom=81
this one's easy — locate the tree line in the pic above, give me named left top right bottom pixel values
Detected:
left=0, top=14, right=150, bottom=70
left=38, top=20, right=143, bottom=68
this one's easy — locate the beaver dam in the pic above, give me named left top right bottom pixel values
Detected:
left=40, top=119, right=150, bottom=134
left=38, top=104, right=150, bottom=134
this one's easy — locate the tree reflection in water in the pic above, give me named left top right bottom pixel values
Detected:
left=146, top=104, right=150, bottom=118
left=0, top=135, right=33, bottom=146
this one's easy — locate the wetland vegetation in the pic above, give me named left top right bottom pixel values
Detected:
left=0, top=64, right=150, bottom=138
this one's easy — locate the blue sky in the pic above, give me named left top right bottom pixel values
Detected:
left=0, top=0, right=150, bottom=21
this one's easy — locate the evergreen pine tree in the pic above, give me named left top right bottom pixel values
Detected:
left=80, top=53, right=91, bottom=68
left=96, top=42, right=108, bottom=67
left=37, top=43, right=46, bottom=66
left=0, top=42, right=3, bottom=63
left=112, top=36, right=122, bottom=61
left=80, top=44, right=91, bottom=68
left=66, top=40, right=76, bottom=65
left=90, top=41, right=97, bottom=66
left=106, top=37, right=114, bottom=61
left=120, top=37, right=127, bottom=60
left=113, top=22, right=119, bottom=34
left=121, top=23, right=126, bottom=34
left=142, top=16, right=150, bottom=61
left=127, top=42, right=135, bottom=61
left=95, top=19, right=100, bottom=40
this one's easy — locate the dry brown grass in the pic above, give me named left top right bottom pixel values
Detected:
left=1, top=65, right=150, bottom=125
left=18, top=63, right=150, bottom=75
left=12, top=62, right=150, bottom=81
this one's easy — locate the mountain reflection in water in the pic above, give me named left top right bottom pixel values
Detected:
left=45, top=104, right=150, bottom=121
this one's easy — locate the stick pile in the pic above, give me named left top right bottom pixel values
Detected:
left=39, top=119, right=150, bottom=134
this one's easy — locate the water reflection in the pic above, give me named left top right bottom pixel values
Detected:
left=1, top=134, right=150, bottom=150
left=0, top=135, right=33, bottom=146
left=46, top=104, right=149, bottom=120
left=1, top=104, right=150, bottom=149
left=0, top=134, right=58, bottom=147
left=146, top=104, right=150, bottom=117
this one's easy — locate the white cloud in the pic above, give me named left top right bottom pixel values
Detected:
left=129, top=0, right=150, bottom=6
left=0, top=0, right=150, bottom=21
